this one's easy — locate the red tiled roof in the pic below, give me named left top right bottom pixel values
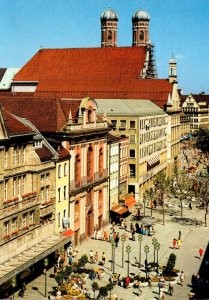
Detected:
left=34, top=78, right=172, bottom=109
left=1, top=107, right=34, bottom=136
left=14, top=47, right=147, bottom=82
left=35, top=145, right=54, bottom=161
left=0, top=96, right=82, bottom=132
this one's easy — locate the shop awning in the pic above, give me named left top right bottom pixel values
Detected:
left=125, top=195, right=137, bottom=209
left=110, top=204, right=128, bottom=215
left=61, top=229, right=75, bottom=237
left=148, top=155, right=160, bottom=166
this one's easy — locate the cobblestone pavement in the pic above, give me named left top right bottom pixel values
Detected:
left=15, top=204, right=209, bottom=300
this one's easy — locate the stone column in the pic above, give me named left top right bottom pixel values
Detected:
left=94, top=189, right=98, bottom=226
left=80, top=196, right=86, bottom=235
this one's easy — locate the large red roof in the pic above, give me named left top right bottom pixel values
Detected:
left=14, top=47, right=147, bottom=82
left=0, top=96, right=82, bottom=132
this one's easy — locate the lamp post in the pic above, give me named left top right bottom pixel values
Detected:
left=44, top=257, right=49, bottom=297
left=155, top=242, right=160, bottom=269
left=138, top=234, right=143, bottom=267
left=121, top=233, right=125, bottom=268
left=152, top=237, right=157, bottom=264
left=144, top=245, right=149, bottom=279
left=126, top=244, right=132, bottom=277
left=110, top=237, right=116, bottom=273
left=143, top=192, right=146, bottom=217
left=11, top=277, right=16, bottom=300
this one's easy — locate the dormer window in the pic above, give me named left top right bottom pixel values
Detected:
left=34, top=141, right=42, bottom=148
left=87, top=108, right=94, bottom=123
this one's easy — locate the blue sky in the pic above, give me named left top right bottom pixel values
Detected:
left=0, top=0, right=208, bottom=94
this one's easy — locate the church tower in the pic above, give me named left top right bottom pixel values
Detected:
left=132, top=9, right=150, bottom=47
left=169, top=56, right=177, bottom=83
left=101, top=8, right=118, bottom=48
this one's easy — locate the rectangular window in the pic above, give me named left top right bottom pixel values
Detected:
left=120, top=120, right=126, bottom=128
left=46, top=186, right=49, bottom=201
left=130, top=149, right=135, bottom=158
left=13, top=178, right=16, bottom=197
left=129, top=164, right=136, bottom=178
left=17, top=147, right=21, bottom=164
left=58, top=188, right=61, bottom=202
left=41, top=188, right=44, bottom=201
left=64, top=185, right=67, bottom=200
left=130, top=135, right=135, bottom=143
left=58, top=212, right=61, bottom=227
left=111, top=120, right=117, bottom=129
left=11, top=218, right=17, bottom=232
left=41, top=174, right=44, bottom=182
left=4, top=150, right=7, bottom=168
left=18, top=177, right=21, bottom=195
left=23, top=147, right=26, bottom=163
left=130, top=121, right=135, bottom=129
left=29, top=211, right=34, bottom=224
left=64, top=163, right=67, bottom=176
left=13, top=148, right=16, bottom=165
left=3, top=221, right=9, bottom=235
left=22, top=213, right=27, bottom=228
left=4, top=180, right=8, bottom=200
left=23, top=175, right=26, bottom=194
left=63, top=209, right=66, bottom=217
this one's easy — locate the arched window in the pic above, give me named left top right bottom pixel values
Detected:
left=75, top=154, right=80, bottom=185
left=99, top=148, right=103, bottom=176
left=139, top=30, right=144, bottom=41
left=108, top=30, right=112, bottom=40
left=98, top=189, right=103, bottom=208
left=87, top=109, right=93, bottom=123
left=87, top=146, right=93, bottom=181
left=171, top=68, right=174, bottom=75
left=64, top=163, right=67, bottom=176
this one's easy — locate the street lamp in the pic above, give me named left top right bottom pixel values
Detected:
left=155, top=242, right=160, bottom=269
left=44, top=257, right=49, bottom=297
left=152, top=237, right=157, bottom=264
left=11, top=277, right=16, bottom=300
left=126, top=244, right=132, bottom=277
left=121, top=233, right=125, bottom=268
left=144, top=245, right=150, bottom=279
left=138, top=234, right=143, bottom=267
left=110, top=237, right=116, bottom=273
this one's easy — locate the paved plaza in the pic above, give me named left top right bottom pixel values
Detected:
left=14, top=204, right=209, bottom=300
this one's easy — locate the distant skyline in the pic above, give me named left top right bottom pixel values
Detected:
left=0, top=0, right=208, bottom=94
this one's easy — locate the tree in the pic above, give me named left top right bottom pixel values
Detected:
left=154, top=171, right=170, bottom=225
left=78, top=254, right=88, bottom=268
left=106, top=283, right=114, bottom=299
left=99, top=286, right=108, bottom=299
left=144, top=188, right=154, bottom=217
left=196, top=127, right=209, bottom=153
left=91, top=281, right=99, bottom=300
left=166, top=253, right=176, bottom=275
left=170, top=165, right=194, bottom=217
left=195, top=175, right=209, bottom=227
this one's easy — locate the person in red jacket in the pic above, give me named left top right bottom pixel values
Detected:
left=199, top=247, right=204, bottom=259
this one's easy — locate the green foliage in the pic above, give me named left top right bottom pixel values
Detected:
left=78, top=254, right=88, bottom=268
left=166, top=253, right=176, bottom=274
left=196, top=127, right=209, bottom=152
left=55, top=272, right=64, bottom=285
left=92, top=281, right=99, bottom=291
left=106, top=282, right=114, bottom=291
left=99, top=286, right=108, bottom=298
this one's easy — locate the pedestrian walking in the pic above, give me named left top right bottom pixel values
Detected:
left=168, top=282, right=173, bottom=295
left=124, top=220, right=127, bottom=231
left=199, top=247, right=204, bottom=259
left=177, top=239, right=182, bottom=249
left=115, top=232, right=120, bottom=247
left=172, top=238, right=177, bottom=249
left=130, top=222, right=134, bottom=232
left=179, top=271, right=185, bottom=286
left=132, top=228, right=136, bottom=241
left=89, top=250, right=94, bottom=263
left=191, top=273, right=196, bottom=288
left=102, top=252, right=106, bottom=265
left=178, top=230, right=182, bottom=240
left=94, top=251, right=98, bottom=263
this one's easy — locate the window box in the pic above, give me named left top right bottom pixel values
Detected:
left=11, top=230, right=19, bottom=236
left=3, top=234, right=11, bottom=240
left=22, top=192, right=36, bottom=199
left=22, top=225, right=29, bottom=230
left=3, top=197, right=19, bottom=205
